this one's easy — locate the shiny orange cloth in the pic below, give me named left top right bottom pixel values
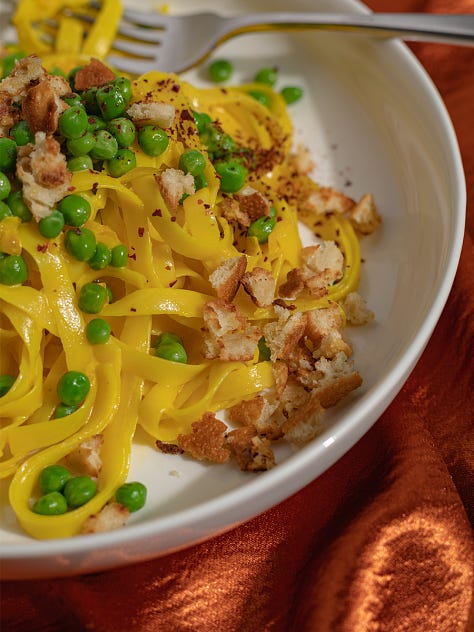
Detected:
left=2, top=1, right=474, bottom=630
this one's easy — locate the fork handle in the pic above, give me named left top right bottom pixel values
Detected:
left=223, top=13, right=474, bottom=47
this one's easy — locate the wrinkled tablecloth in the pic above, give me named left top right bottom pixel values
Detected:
left=1, top=0, right=473, bottom=630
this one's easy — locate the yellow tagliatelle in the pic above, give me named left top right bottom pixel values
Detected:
left=0, top=4, right=373, bottom=539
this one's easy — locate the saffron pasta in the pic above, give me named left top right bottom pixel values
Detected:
left=0, top=2, right=380, bottom=539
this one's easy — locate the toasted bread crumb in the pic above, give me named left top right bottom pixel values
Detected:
left=341, top=291, right=374, bottom=326
left=65, top=434, right=104, bottom=478
left=227, top=427, right=275, bottom=471
left=74, top=58, right=115, bottom=90
left=241, top=267, right=274, bottom=307
left=177, top=412, right=230, bottom=463
left=348, top=193, right=381, bottom=235
left=82, top=502, right=130, bottom=534
left=156, top=168, right=195, bottom=212
left=209, top=255, right=247, bottom=301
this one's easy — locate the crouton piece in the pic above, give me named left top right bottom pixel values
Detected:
left=65, top=434, right=104, bottom=477
left=227, top=395, right=281, bottom=438
left=0, top=55, right=45, bottom=99
left=219, top=195, right=251, bottom=227
left=286, top=341, right=314, bottom=374
left=22, top=80, right=59, bottom=135
left=241, top=267, right=274, bottom=307
left=73, top=58, right=115, bottom=90
left=281, top=392, right=324, bottom=444
left=234, top=187, right=271, bottom=222
left=82, top=502, right=130, bottom=534
left=177, top=412, right=229, bottom=463
left=280, top=375, right=309, bottom=417
left=155, top=440, right=183, bottom=455
left=203, top=299, right=247, bottom=338
left=127, top=101, right=175, bottom=128
left=306, top=304, right=352, bottom=359
left=209, top=255, right=247, bottom=301
left=278, top=268, right=306, bottom=299
left=348, top=193, right=381, bottom=235
left=272, top=361, right=289, bottom=398
left=227, top=426, right=275, bottom=471
left=301, top=242, right=344, bottom=282
left=16, top=132, right=72, bottom=220
left=156, top=168, right=195, bottom=212
left=203, top=327, right=262, bottom=362
left=263, top=307, right=307, bottom=361
left=303, top=186, right=355, bottom=215
left=289, top=143, right=315, bottom=175
left=312, top=370, right=362, bottom=409
left=341, top=291, right=374, bottom=326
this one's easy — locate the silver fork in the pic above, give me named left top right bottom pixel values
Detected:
left=78, top=9, right=474, bottom=75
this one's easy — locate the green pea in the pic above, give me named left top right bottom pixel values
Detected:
left=67, top=66, right=83, bottom=91
left=53, top=402, right=78, bottom=418
left=138, top=125, right=169, bottom=157
left=39, top=465, right=73, bottom=494
left=257, top=336, right=271, bottom=361
left=7, top=190, right=32, bottom=222
left=193, top=110, right=212, bottom=135
left=107, top=117, right=136, bottom=147
left=281, top=86, right=304, bottom=105
left=64, top=227, right=97, bottom=261
left=214, top=159, right=247, bottom=193
left=254, top=67, right=278, bottom=87
left=38, top=210, right=65, bottom=239
left=66, top=131, right=95, bottom=156
left=0, top=172, right=11, bottom=200
left=199, top=124, right=236, bottom=159
left=32, top=491, right=68, bottom=515
left=1, top=52, right=25, bottom=78
left=96, top=84, right=128, bottom=121
left=58, top=106, right=89, bottom=140
left=62, top=92, right=83, bottom=108
left=9, top=120, right=34, bottom=146
left=88, top=241, right=112, bottom=270
left=81, top=87, right=100, bottom=115
left=90, top=130, right=118, bottom=160
left=247, top=90, right=271, bottom=108
left=67, top=155, right=93, bottom=172
left=155, top=332, right=183, bottom=347
left=194, top=172, right=208, bottom=191
left=78, top=282, right=107, bottom=313
left=57, top=370, right=90, bottom=406
left=105, top=284, right=113, bottom=304
left=155, top=341, right=187, bottom=363
left=63, top=476, right=97, bottom=508
left=178, top=149, right=206, bottom=176
left=110, top=244, right=128, bottom=267
left=0, top=138, right=17, bottom=172
left=0, top=254, right=28, bottom=285
left=0, top=374, right=15, bottom=397
left=208, top=59, right=233, bottom=83
left=85, top=317, right=111, bottom=344
left=58, top=194, right=91, bottom=227
left=86, top=114, right=107, bottom=133
left=247, top=214, right=276, bottom=243
left=106, top=148, right=136, bottom=178
left=0, top=201, right=12, bottom=220
left=112, top=76, right=133, bottom=104
left=115, top=481, right=147, bottom=512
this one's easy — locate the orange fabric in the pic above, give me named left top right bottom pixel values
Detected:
left=1, top=1, right=474, bottom=630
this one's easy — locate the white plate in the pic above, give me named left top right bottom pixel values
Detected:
left=0, top=0, right=465, bottom=579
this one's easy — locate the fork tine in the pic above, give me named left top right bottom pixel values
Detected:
left=106, top=54, right=159, bottom=74
left=110, top=39, right=159, bottom=59
left=121, top=8, right=174, bottom=29
left=117, top=24, right=165, bottom=43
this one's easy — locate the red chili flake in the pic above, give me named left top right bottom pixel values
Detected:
left=130, top=307, right=137, bottom=312
left=92, top=182, right=99, bottom=194
left=197, top=199, right=203, bottom=205
left=172, top=83, right=180, bottom=93
left=36, top=243, right=48, bottom=253
left=138, top=226, right=145, bottom=237
left=168, top=280, right=177, bottom=287
left=152, top=209, right=162, bottom=216
left=67, top=186, right=75, bottom=192
left=165, top=264, right=172, bottom=270
left=204, top=204, right=210, bottom=210
left=170, top=216, right=177, bottom=222
left=180, top=109, right=194, bottom=121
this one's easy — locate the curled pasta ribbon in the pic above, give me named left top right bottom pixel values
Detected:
left=2, top=56, right=363, bottom=540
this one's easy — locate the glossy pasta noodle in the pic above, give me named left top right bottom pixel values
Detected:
left=0, top=2, right=372, bottom=539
